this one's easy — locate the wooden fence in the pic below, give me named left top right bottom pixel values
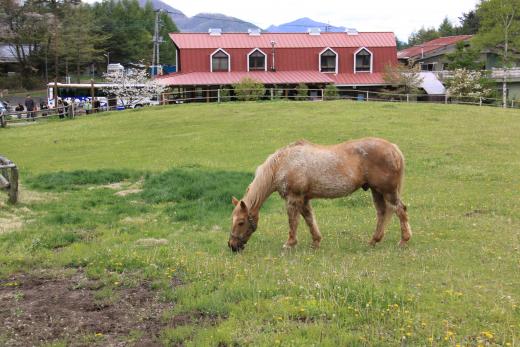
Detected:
left=0, top=156, right=18, bottom=204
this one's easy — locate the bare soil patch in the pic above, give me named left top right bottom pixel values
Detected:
left=0, top=271, right=180, bottom=346
left=0, top=214, right=23, bottom=234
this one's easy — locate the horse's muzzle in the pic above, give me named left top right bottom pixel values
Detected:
left=228, top=239, right=245, bottom=252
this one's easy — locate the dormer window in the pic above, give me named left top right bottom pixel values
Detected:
left=320, top=48, right=338, bottom=73
left=248, top=49, right=267, bottom=71
left=354, top=48, right=372, bottom=73
left=211, top=49, right=230, bottom=72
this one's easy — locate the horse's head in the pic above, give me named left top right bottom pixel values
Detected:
left=229, top=197, right=257, bottom=252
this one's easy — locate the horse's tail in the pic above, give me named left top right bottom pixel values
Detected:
left=392, top=144, right=406, bottom=194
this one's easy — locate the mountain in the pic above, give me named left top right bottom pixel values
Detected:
left=138, top=0, right=259, bottom=32
left=266, top=17, right=346, bottom=33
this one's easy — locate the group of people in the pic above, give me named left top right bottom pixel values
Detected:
left=13, top=95, right=46, bottom=120
left=12, top=96, right=103, bottom=120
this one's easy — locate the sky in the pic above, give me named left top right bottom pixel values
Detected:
left=157, top=0, right=480, bottom=41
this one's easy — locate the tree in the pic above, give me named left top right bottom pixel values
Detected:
left=383, top=62, right=424, bottom=95
left=446, top=69, right=493, bottom=98
left=438, top=17, right=456, bottom=36
left=0, top=0, right=51, bottom=80
left=444, top=41, right=483, bottom=70
left=474, top=0, right=520, bottom=107
left=459, top=10, right=480, bottom=35
left=61, top=5, right=109, bottom=82
left=101, top=68, right=166, bottom=107
left=91, top=0, right=178, bottom=66
left=408, top=27, right=440, bottom=46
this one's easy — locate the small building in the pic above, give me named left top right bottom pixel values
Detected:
left=157, top=29, right=398, bottom=100
left=397, top=35, right=473, bottom=71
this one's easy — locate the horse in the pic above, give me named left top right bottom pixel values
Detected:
left=228, top=138, right=412, bottom=252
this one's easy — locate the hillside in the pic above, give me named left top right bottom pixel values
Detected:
left=0, top=102, right=519, bottom=346
left=138, top=0, right=258, bottom=32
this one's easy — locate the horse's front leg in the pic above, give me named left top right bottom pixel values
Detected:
left=284, top=195, right=303, bottom=248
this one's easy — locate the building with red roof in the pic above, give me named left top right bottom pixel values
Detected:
left=157, top=29, right=398, bottom=100
left=398, top=35, right=473, bottom=71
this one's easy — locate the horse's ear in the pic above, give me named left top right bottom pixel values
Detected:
left=240, top=200, right=248, bottom=211
left=232, top=196, right=239, bottom=206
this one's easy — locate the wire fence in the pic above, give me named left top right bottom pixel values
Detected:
left=1, top=88, right=518, bottom=128
left=161, top=88, right=520, bottom=109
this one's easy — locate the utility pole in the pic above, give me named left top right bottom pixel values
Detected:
left=151, top=8, right=176, bottom=77
left=152, top=9, right=164, bottom=77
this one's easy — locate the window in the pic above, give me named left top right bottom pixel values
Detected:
left=355, top=48, right=372, bottom=73
left=248, top=49, right=266, bottom=71
left=320, top=48, right=337, bottom=73
left=420, top=63, right=435, bottom=71
left=211, top=49, right=230, bottom=72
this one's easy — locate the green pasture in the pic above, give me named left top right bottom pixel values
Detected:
left=0, top=101, right=519, bottom=346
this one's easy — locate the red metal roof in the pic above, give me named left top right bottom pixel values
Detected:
left=397, top=35, right=473, bottom=59
left=156, top=71, right=387, bottom=86
left=170, top=32, right=396, bottom=49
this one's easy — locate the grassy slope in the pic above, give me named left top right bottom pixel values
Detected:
left=0, top=101, right=519, bottom=346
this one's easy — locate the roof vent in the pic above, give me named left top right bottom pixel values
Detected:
left=346, top=28, right=358, bottom=36
left=209, top=28, right=222, bottom=36
left=248, top=28, right=261, bottom=36
left=308, top=27, right=321, bottom=36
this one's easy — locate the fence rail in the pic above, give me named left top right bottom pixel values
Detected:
left=0, top=156, right=18, bottom=204
left=1, top=88, right=518, bottom=128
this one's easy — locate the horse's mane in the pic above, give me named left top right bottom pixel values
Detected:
left=245, top=140, right=311, bottom=210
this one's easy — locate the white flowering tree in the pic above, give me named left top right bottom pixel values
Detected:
left=101, top=68, right=166, bottom=108
left=446, top=69, right=493, bottom=98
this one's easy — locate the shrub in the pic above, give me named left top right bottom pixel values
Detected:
left=233, top=77, right=265, bottom=101
left=323, top=84, right=339, bottom=100
left=219, top=86, right=231, bottom=102
left=295, top=83, right=309, bottom=101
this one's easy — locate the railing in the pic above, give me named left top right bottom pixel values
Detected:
left=435, top=68, right=520, bottom=80
left=0, top=156, right=18, bottom=204
left=161, top=88, right=519, bottom=109
left=1, top=88, right=518, bottom=129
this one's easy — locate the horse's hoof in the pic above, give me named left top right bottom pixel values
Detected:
left=398, top=240, right=409, bottom=247
left=311, top=242, right=320, bottom=249
left=283, top=242, right=297, bottom=249
left=369, top=239, right=378, bottom=247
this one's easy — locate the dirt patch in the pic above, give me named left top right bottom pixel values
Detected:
left=115, top=189, right=143, bottom=197
left=135, top=238, right=169, bottom=247
left=0, top=271, right=180, bottom=346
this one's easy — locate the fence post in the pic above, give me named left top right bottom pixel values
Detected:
left=444, top=94, right=448, bottom=104
left=479, top=97, right=482, bottom=107
left=270, top=88, right=274, bottom=101
left=366, top=91, right=369, bottom=102
left=321, top=89, right=324, bottom=101
left=511, top=100, right=515, bottom=108
left=217, top=89, right=221, bottom=103
left=406, top=94, right=409, bottom=103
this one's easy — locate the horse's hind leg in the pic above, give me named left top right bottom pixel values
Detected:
left=301, top=199, right=322, bottom=248
left=384, top=192, right=412, bottom=246
left=369, top=189, right=393, bottom=246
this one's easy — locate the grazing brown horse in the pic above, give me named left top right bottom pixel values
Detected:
left=228, top=138, right=411, bottom=252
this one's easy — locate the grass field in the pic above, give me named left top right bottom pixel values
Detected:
left=0, top=101, right=519, bottom=346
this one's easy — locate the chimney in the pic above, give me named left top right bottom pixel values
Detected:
left=209, top=28, right=222, bottom=36
left=308, top=27, right=321, bottom=36
left=248, top=28, right=261, bottom=36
